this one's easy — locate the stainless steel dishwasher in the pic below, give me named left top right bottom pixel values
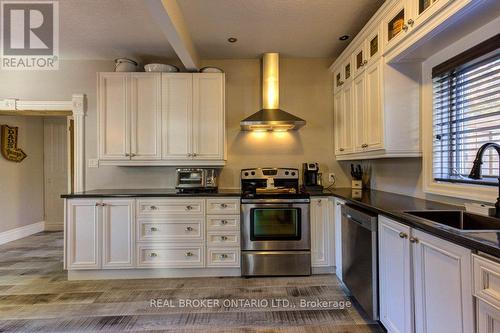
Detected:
left=341, top=204, right=378, bottom=320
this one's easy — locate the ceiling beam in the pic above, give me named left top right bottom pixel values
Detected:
left=145, top=0, right=200, bottom=71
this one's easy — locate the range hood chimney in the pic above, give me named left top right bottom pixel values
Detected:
left=240, top=53, right=306, bottom=131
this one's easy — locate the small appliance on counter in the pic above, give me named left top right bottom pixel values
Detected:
left=175, top=168, right=218, bottom=193
left=302, top=162, right=323, bottom=193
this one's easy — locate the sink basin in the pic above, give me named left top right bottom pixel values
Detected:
left=404, top=210, right=500, bottom=232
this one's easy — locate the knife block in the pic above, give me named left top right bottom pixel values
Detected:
left=351, top=180, right=362, bottom=189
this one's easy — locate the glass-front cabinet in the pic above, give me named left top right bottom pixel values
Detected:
left=409, top=0, right=454, bottom=30
left=353, top=26, right=382, bottom=78
left=383, top=1, right=409, bottom=49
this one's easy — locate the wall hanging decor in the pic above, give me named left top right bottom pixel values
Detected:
left=1, top=125, right=27, bottom=162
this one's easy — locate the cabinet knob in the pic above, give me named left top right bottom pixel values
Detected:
left=125, top=153, right=130, bottom=157
left=185, top=251, right=194, bottom=257
left=402, top=24, right=409, bottom=32
left=399, top=232, right=408, bottom=239
left=149, top=252, right=158, bottom=257
left=361, top=144, right=368, bottom=148
left=219, top=254, right=228, bottom=259
left=150, top=227, right=158, bottom=232
left=185, top=226, right=193, bottom=232
left=150, top=205, right=157, bottom=210
left=407, top=19, right=414, bottom=26
left=130, top=153, right=136, bottom=157
left=339, top=148, right=345, bottom=152
left=220, top=236, right=228, bottom=241
left=220, top=220, right=228, bottom=225
left=363, top=60, right=368, bottom=65
left=192, top=153, right=197, bottom=157
left=186, top=205, right=193, bottom=210
left=187, top=153, right=192, bottom=157
left=220, top=203, right=228, bottom=208
left=409, top=237, right=419, bottom=243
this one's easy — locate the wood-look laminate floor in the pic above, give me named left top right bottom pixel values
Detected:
left=0, top=232, right=384, bottom=332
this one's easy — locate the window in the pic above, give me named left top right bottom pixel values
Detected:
left=432, top=34, right=500, bottom=186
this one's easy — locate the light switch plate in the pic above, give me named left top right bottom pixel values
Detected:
left=87, top=159, right=99, bottom=168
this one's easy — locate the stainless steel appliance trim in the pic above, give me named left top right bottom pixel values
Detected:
left=241, top=198, right=310, bottom=204
left=241, top=250, right=311, bottom=276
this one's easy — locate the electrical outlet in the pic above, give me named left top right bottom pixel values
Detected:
left=87, top=159, right=99, bottom=168
left=328, top=173, right=336, bottom=184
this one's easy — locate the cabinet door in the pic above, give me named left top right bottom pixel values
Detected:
left=378, top=216, right=413, bottom=333
left=334, top=199, right=345, bottom=279
left=342, top=83, right=354, bottom=153
left=192, top=73, right=225, bottom=160
left=383, top=1, right=409, bottom=50
left=98, top=73, right=130, bottom=160
left=161, top=73, right=192, bottom=160
left=311, top=198, right=332, bottom=267
left=353, top=73, right=366, bottom=151
left=412, top=229, right=474, bottom=333
left=364, top=61, right=384, bottom=151
left=410, top=0, right=454, bottom=31
left=333, top=91, right=344, bottom=155
left=477, top=299, right=500, bottom=333
left=66, top=200, right=100, bottom=269
left=102, top=199, right=135, bottom=268
left=130, top=73, right=162, bottom=160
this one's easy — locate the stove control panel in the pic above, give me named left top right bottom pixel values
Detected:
left=241, top=168, right=298, bottom=179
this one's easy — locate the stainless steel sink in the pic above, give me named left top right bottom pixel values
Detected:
left=404, top=210, right=500, bottom=232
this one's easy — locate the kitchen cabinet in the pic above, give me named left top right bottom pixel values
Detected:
left=378, top=216, right=474, bottom=333
left=473, top=254, right=500, bottom=333
left=67, top=199, right=135, bottom=270
left=102, top=199, right=135, bottom=268
left=98, top=72, right=226, bottom=166
left=334, top=85, right=354, bottom=155
left=311, top=197, right=334, bottom=268
left=477, top=300, right=500, bottom=333
left=353, top=26, right=381, bottom=78
left=383, top=1, right=410, bottom=50
left=98, top=73, right=161, bottom=161
left=334, top=198, right=345, bottom=280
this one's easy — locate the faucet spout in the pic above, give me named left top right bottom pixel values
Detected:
left=469, top=142, right=500, bottom=218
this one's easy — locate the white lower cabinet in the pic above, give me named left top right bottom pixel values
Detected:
left=477, top=300, right=500, bottom=333
left=334, top=198, right=345, bottom=279
left=473, top=254, right=500, bottom=333
left=310, top=197, right=334, bottom=268
left=378, top=216, right=474, bottom=333
left=102, top=199, right=135, bottom=268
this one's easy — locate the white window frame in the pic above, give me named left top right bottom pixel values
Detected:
left=422, top=18, right=499, bottom=202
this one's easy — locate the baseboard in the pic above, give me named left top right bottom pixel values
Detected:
left=68, top=268, right=242, bottom=280
left=0, top=221, right=45, bottom=245
left=44, top=222, right=64, bottom=231
left=312, top=266, right=335, bottom=275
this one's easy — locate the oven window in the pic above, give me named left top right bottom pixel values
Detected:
left=250, top=208, right=301, bottom=240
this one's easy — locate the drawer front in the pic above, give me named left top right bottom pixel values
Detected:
left=473, top=254, right=500, bottom=309
left=207, top=232, right=240, bottom=247
left=207, top=248, right=240, bottom=267
left=138, top=218, right=204, bottom=242
left=206, top=198, right=240, bottom=215
left=137, top=244, right=204, bottom=268
left=207, top=215, right=240, bottom=231
left=137, top=199, right=204, bottom=217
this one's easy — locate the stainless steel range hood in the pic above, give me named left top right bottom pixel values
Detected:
left=240, top=53, right=306, bottom=131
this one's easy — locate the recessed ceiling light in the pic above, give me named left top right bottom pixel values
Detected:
left=339, top=35, right=350, bottom=41
left=227, top=37, right=238, bottom=43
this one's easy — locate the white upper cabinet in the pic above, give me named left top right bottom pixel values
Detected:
left=98, top=72, right=226, bottom=166
left=130, top=73, right=162, bottom=160
left=364, top=61, right=383, bottom=151
left=162, top=73, right=192, bottom=160
left=98, top=73, right=129, bottom=160
left=192, top=74, right=225, bottom=160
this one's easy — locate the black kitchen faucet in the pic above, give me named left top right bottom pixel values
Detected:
left=469, top=142, right=500, bottom=218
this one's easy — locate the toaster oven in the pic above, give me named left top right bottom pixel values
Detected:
left=175, top=168, right=218, bottom=192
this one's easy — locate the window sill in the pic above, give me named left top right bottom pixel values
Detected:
left=424, top=180, right=497, bottom=203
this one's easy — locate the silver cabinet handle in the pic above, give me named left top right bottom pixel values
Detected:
left=363, top=60, right=368, bottom=65
left=149, top=252, right=158, bottom=257
left=186, top=205, right=193, bottom=210
left=402, top=24, right=409, bottom=32
left=220, top=236, right=228, bottom=241
left=192, top=153, right=197, bottom=157
left=150, top=205, right=158, bottom=210
left=95, top=202, right=106, bottom=207
left=220, top=203, right=228, bottom=208
left=187, top=153, right=192, bottom=157
left=407, top=19, right=414, bottom=26
left=339, top=148, right=345, bottom=152
left=150, top=227, right=158, bottom=232
left=220, top=220, right=228, bottom=225
left=219, top=254, right=228, bottom=259
left=125, top=153, right=130, bottom=157
left=361, top=144, right=368, bottom=148
left=185, top=251, right=193, bottom=257
left=409, top=237, right=419, bottom=244
left=185, top=226, right=193, bottom=232
left=399, top=232, right=408, bottom=239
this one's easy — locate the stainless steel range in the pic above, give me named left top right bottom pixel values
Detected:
left=240, top=168, right=311, bottom=276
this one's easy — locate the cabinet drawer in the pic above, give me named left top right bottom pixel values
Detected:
left=138, top=218, right=204, bottom=242
left=207, top=248, right=240, bottom=267
left=207, top=215, right=240, bottom=231
left=137, top=244, right=204, bottom=268
left=473, top=254, right=500, bottom=309
left=207, top=232, right=240, bottom=247
left=137, top=199, right=204, bottom=217
left=206, top=198, right=240, bottom=215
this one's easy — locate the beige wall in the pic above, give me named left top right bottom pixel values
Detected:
left=0, top=58, right=350, bottom=191
left=0, top=116, right=44, bottom=233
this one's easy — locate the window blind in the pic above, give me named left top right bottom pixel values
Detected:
left=432, top=35, right=500, bottom=186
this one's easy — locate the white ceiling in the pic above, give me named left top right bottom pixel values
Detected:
left=59, top=0, right=176, bottom=60
left=57, top=0, right=384, bottom=61
left=178, top=0, right=385, bottom=59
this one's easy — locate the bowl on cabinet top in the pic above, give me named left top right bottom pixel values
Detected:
left=114, top=58, right=138, bottom=72
left=144, top=63, right=179, bottom=72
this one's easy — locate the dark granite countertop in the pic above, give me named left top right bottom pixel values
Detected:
left=61, top=188, right=241, bottom=198
left=324, top=188, right=500, bottom=258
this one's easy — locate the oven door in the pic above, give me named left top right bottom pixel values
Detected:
left=241, top=199, right=310, bottom=251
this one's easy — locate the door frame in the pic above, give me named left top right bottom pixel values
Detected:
left=0, top=94, right=86, bottom=192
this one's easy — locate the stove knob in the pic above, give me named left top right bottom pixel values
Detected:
left=244, top=172, right=249, bottom=176
left=251, top=171, right=255, bottom=176
left=291, top=172, right=296, bottom=176
left=285, top=171, right=289, bottom=175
